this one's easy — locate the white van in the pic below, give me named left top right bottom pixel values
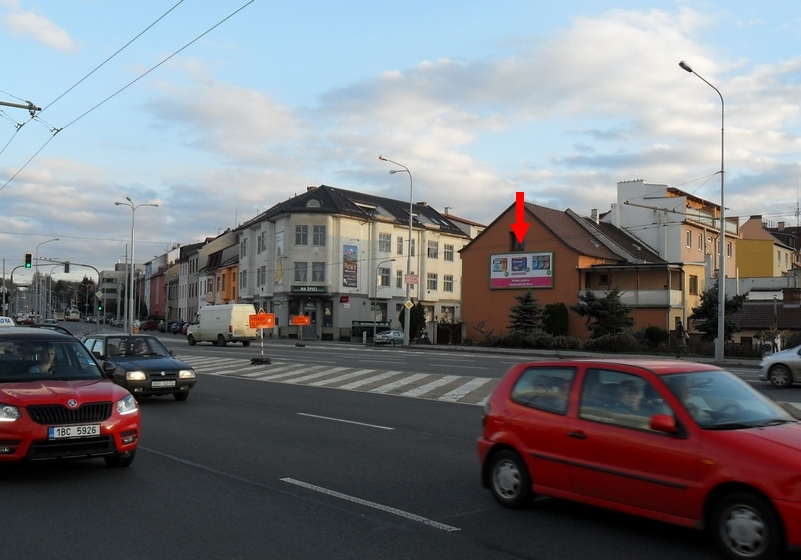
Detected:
left=186, top=304, right=258, bottom=347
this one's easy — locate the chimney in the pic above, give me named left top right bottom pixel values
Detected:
left=416, top=201, right=428, bottom=207
left=307, top=186, right=317, bottom=192
left=444, top=207, right=451, bottom=215
left=591, top=209, right=599, bottom=224
left=779, top=221, right=785, bottom=231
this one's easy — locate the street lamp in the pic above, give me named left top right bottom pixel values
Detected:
left=679, top=60, right=725, bottom=363
left=373, top=258, right=396, bottom=339
left=115, top=197, right=158, bottom=334
left=35, top=238, right=58, bottom=322
left=379, top=155, right=414, bottom=346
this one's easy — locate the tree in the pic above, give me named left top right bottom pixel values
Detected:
left=688, top=284, right=745, bottom=342
left=507, top=290, right=543, bottom=333
left=570, top=287, right=634, bottom=338
left=543, top=302, right=569, bottom=336
left=397, top=300, right=427, bottom=339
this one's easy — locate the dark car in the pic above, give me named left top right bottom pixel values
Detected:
left=479, top=358, right=801, bottom=560
left=81, top=334, right=196, bottom=401
left=157, top=321, right=166, bottom=333
left=139, top=319, right=159, bottom=331
left=170, top=321, right=187, bottom=334
left=0, top=327, right=140, bottom=467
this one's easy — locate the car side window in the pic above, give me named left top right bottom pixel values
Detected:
left=510, top=367, right=576, bottom=415
left=579, top=369, right=672, bottom=431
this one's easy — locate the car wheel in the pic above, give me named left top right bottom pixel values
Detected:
left=390, top=339, right=396, bottom=346
left=174, top=391, right=189, bottom=402
left=768, top=365, right=792, bottom=388
left=188, top=334, right=196, bottom=346
left=217, top=334, right=227, bottom=347
left=104, top=449, right=136, bottom=468
left=488, top=449, right=532, bottom=509
left=711, top=492, right=782, bottom=560
left=242, top=340, right=251, bottom=347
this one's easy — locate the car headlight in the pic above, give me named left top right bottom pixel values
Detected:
left=179, top=369, right=196, bottom=379
left=116, top=394, right=138, bottom=415
left=126, top=370, right=146, bottom=381
left=0, top=404, right=21, bottom=422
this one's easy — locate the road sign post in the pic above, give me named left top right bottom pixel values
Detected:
left=249, top=309, right=275, bottom=364
left=290, top=314, right=311, bottom=347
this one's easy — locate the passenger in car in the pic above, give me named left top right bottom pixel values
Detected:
left=28, top=344, right=56, bottom=374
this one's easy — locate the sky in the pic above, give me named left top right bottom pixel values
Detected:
left=2, top=0, right=801, bottom=283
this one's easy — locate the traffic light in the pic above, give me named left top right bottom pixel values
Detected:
left=97, top=304, right=103, bottom=312
left=24, top=253, right=32, bottom=268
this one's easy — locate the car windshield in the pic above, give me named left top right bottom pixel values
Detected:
left=106, top=337, right=170, bottom=358
left=663, top=371, right=793, bottom=429
left=0, top=339, right=105, bottom=382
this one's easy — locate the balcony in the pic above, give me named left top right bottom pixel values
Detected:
left=583, top=289, right=683, bottom=307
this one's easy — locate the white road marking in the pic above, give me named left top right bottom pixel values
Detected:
left=283, top=367, right=349, bottom=384
left=280, top=478, right=460, bottom=532
left=369, top=373, right=430, bottom=394
left=296, top=413, right=394, bottom=430
left=401, top=375, right=462, bottom=398
left=438, top=377, right=493, bottom=402
left=309, top=369, right=376, bottom=386
left=338, top=371, right=403, bottom=390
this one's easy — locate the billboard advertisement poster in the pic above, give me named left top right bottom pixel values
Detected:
left=490, top=252, right=553, bottom=289
left=343, top=244, right=358, bottom=288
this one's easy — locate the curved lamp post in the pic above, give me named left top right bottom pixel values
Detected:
left=115, top=197, right=158, bottom=334
left=679, top=60, right=725, bottom=363
left=373, top=258, right=397, bottom=339
left=35, top=238, right=59, bottom=322
left=379, top=155, right=413, bottom=346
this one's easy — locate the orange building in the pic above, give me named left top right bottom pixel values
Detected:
left=461, top=202, right=698, bottom=341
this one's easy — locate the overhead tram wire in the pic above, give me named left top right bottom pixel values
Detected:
left=0, top=0, right=254, bottom=194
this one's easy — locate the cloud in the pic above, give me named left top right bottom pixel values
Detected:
left=2, top=6, right=77, bottom=51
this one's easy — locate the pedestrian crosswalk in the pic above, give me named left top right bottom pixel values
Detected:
left=180, top=356, right=498, bottom=406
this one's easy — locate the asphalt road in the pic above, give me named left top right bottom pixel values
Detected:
left=5, top=324, right=801, bottom=559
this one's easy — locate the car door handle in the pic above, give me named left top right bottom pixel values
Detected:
left=568, top=431, right=587, bottom=440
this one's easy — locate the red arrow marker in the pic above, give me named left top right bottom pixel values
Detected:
left=510, top=192, right=529, bottom=243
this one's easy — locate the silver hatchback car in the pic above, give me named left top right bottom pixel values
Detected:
left=759, top=344, right=801, bottom=388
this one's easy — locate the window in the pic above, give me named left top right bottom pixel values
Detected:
left=313, top=225, right=326, bottom=246
left=240, top=238, right=248, bottom=257
left=510, top=367, right=576, bottom=415
left=397, top=236, right=404, bottom=255
left=312, top=262, right=325, bottom=282
left=378, top=267, right=390, bottom=287
left=778, top=250, right=782, bottom=263
left=511, top=232, right=524, bottom=251
left=427, top=273, right=437, bottom=291
left=689, top=275, right=698, bottom=295
left=427, top=241, right=438, bottom=259
left=444, top=244, right=454, bottom=262
left=295, top=225, right=308, bottom=246
left=379, top=233, right=391, bottom=253
left=444, top=275, right=454, bottom=292
left=698, top=233, right=703, bottom=251
left=294, top=262, right=307, bottom=282
left=727, top=242, right=732, bottom=258
left=440, top=306, right=455, bottom=322
left=410, top=239, right=415, bottom=257
left=396, top=270, right=403, bottom=288
left=579, top=369, right=670, bottom=431
left=599, top=274, right=609, bottom=286
left=216, top=277, right=221, bottom=293
left=240, top=271, right=247, bottom=290
left=685, top=230, right=691, bottom=248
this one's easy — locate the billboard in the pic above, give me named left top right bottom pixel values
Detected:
left=490, top=252, right=554, bottom=289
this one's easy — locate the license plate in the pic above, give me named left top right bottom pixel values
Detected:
left=48, top=424, right=100, bottom=439
left=151, top=380, right=176, bottom=388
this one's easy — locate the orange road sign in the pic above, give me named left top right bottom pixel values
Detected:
left=249, top=311, right=275, bottom=329
left=290, top=315, right=311, bottom=326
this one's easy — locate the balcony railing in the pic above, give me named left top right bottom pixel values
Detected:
left=583, top=289, right=683, bottom=307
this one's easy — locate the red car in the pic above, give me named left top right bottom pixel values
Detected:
left=0, top=327, right=139, bottom=467
left=478, top=359, right=801, bottom=560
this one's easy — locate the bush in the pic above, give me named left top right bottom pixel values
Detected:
left=546, top=335, right=582, bottom=350
left=582, top=331, right=641, bottom=353
left=636, top=325, right=669, bottom=350
left=786, top=332, right=801, bottom=349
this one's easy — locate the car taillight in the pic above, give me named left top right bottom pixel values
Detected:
left=229, top=325, right=233, bottom=333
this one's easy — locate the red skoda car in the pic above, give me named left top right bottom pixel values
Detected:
left=0, top=327, right=139, bottom=467
left=478, top=359, right=801, bottom=560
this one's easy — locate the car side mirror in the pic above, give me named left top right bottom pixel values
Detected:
left=650, top=413, right=677, bottom=434
left=93, top=351, right=102, bottom=359
left=102, top=361, right=117, bottom=375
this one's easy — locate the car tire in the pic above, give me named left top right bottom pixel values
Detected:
left=390, top=339, right=396, bottom=346
left=188, top=334, right=196, bottom=346
left=710, top=491, right=782, bottom=560
left=104, top=449, right=136, bottom=468
left=174, top=391, right=189, bottom=402
left=768, top=365, right=792, bottom=388
left=242, top=340, right=251, bottom=347
left=488, top=449, right=532, bottom=509
left=217, top=334, right=227, bottom=347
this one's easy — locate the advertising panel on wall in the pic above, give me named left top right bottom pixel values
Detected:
left=490, top=252, right=554, bottom=289
left=343, top=244, right=358, bottom=288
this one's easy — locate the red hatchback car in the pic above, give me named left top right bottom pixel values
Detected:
left=0, top=327, right=140, bottom=467
left=478, top=359, right=801, bottom=560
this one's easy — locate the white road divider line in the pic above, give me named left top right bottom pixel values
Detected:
left=338, top=371, right=402, bottom=390
left=241, top=364, right=296, bottom=377
left=257, top=365, right=329, bottom=381
left=369, top=373, right=430, bottom=394
left=215, top=364, right=268, bottom=375
left=283, top=367, right=349, bottom=384
left=400, top=375, right=462, bottom=398
left=309, top=369, right=376, bottom=386
left=297, top=413, right=394, bottom=430
left=438, top=377, right=493, bottom=402
left=280, top=478, right=460, bottom=532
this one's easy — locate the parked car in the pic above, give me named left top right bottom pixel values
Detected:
left=139, top=319, right=159, bottom=331
left=478, top=358, right=801, bottom=560
left=374, top=329, right=404, bottom=345
left=181, top=322, right=190, bottom=335
left=758, top=344, right=801, bottom=388
left=41, top=319, right=59, bottom=326
left=0, top=326, right=139, bottom=467
left=170, top=321, right=187, bottom=334
left=81, top=333, right=196, bottom=401
left=157, top=321, right=166, bottom=332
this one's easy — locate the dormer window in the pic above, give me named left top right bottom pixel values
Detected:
left=306, top=199, right=321, bottom=208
